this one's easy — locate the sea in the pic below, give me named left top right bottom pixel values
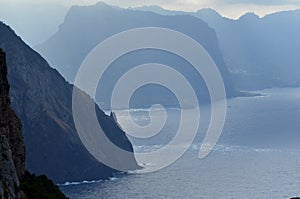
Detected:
left=61, top=88, right=300, bottom=198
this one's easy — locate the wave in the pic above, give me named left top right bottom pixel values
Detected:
left=58, top=170, right=138, bottom=186
left=58, top=176, right=123, bottom=186
left=59, top=179, right=103, bottom=186
left=109, top=177, right=118, bottom=181
left=133, top=144, right=164, bottom=152
left=59, top=144, right=295, bottom=187
left=133, top=143, right=286, bottom=154
left=103, top=107, right=183, bottom=115
left=193, top=144, right=299, bottom=153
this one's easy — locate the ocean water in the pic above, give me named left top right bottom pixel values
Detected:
left=61, top=88, right=300, bottom=198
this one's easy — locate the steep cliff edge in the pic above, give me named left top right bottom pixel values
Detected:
left=0, top=48, right=68, bottom=199
left=0, top=48, right=25, bottom=198
left=0, top=22, right=139, bottom=183
left=36, top=2, right=237, bottom=109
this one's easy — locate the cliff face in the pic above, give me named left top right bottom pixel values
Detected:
left=36, top=2, right=237, bottom=109
left=196, top=10, right=300, bottom=90
left=0, top=22, right=139, bottom=183
left=0, top=48, right=25, bottom=198
left=0, top=135, right=19, bottom=199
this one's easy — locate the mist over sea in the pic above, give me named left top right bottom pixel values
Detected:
left=61, top=88, right=300, bottom=198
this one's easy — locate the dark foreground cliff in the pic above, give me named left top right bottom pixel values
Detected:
left=0, top=21, right=140, bottom=183
left=0, top=48, right=67, bottom=199
left=0, top=48, right=25, bottom=198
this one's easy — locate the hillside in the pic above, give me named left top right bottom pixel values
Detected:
left=36, top=2, right=237, bottom=109
left=0, top=22, right=139, bottom=183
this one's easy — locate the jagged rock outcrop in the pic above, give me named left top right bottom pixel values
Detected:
left=0, top=134, right=20, bottom=199
left=0, top=48, right=25, bottom=199
left=0, top=22, right=139, bottom=183
left=0, top=49, right=25, bottom=179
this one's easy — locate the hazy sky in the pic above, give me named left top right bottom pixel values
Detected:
left=1, top=0, right=300, bottom=18
left=1, top=0, right=300, bottom=45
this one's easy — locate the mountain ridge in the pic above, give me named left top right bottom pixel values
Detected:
left=0, top=21, right=140, bottom=183
left=130, top=5, right=300, bottom=90
left=36, top=3, right=237, bottom=109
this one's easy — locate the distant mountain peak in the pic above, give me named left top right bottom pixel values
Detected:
left=94, top=1, right=122, bottom=9
left=196, top=8, right=222, bottom=18
left=133, top=5, right=164, bottom=10
left=69, top=1, right=121, bottom=11
left=95, top=1, right=110, bottom=6
left=239, top=12, right=260, bottom=20
left=130, top=4, right=183, bottom=15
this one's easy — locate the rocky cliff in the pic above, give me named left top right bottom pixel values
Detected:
left=195, top=9, right=300, bottom=90
left=0, top=48, right=25, bottom=198
left=0, top=22, right=139, bottom=183
left=0, top=48, right=68, bottom=199
left=36, top=2, right=237, bottom=109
